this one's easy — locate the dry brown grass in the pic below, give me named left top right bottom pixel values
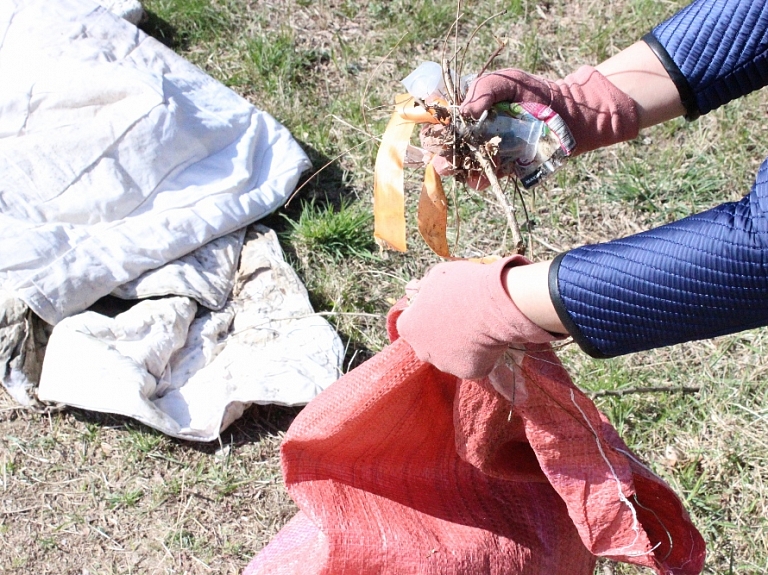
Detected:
left=1, top=389, right=299, bottom=573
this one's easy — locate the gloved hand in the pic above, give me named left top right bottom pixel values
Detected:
left=461, top=66, right=639, bottom=156
left=396, top=256, right=560, bottom=380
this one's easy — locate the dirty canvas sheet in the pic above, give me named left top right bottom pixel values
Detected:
left=244, top=303, right=706, bottom=575
left=37, top=226, right=344, bottom=442
left=0, top=0, right=344, bottom=437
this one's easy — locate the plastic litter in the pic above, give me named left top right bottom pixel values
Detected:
left=401, top=61, right=447, bottom=102
left=474, top=101, right=574, bottom=188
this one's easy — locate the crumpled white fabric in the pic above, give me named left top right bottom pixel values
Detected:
left=0, top=0, right=345, bottom=436
left=96, top=0, right=144, bottom=24
left=112, top=228, right=247, bottom=310
left=0, top=291, right=49, bottom=405
left=0, top=0, right=312, bottom=325
left=38, top=226, right=344, bottom=441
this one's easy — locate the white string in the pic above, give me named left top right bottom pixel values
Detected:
left=509, top=349, right=669, bottom=561
left=568, top=388, right=657, bottom=558
left=612, top=447, right=676, bottom=561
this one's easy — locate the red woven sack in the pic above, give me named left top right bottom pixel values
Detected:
left=244, top=303, right=705, bottom=575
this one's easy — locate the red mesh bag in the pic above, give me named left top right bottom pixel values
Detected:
left=244, top=303, right=705, bottom=575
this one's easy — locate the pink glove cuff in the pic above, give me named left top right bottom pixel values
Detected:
left=555, top=66, right=639, bottom=154
left=485, top=256, right=560, bottom=345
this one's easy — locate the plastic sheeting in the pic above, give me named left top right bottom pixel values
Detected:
left=244, top=302, right=706, bottom=575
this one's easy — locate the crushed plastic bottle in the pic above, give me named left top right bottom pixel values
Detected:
left=478, top=101, right=575, bottom=189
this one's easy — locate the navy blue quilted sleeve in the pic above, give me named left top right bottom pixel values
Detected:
left=644, top=0, right=768, bottom=119
left=549, top=158, right=768, bottom=358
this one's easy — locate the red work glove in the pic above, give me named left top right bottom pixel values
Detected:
left=396, top=256, right=559, bottom=380
left=461, top=66, right=639, bottom=156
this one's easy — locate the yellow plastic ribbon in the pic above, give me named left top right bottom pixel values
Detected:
left=418, top=162, right=449, bottom=257
left=373, top=94, right=449, bottom=256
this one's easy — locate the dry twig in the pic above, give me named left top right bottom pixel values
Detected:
left=588, top=386, right=700, bottom=398
left=468, top=143, right=524, bottom=252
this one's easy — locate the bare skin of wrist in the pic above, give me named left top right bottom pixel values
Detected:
left=500, top=42, right=685, bottom=336
left=595, top=40, right=686, bottom=129
left=502, top=261, right=566, bottom=335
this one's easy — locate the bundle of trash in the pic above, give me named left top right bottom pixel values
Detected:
left=402, top=61, right=575, bottom=189
left=373, top=61, right=575, bottom=256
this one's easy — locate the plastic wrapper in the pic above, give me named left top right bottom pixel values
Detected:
left=480, top=101, right=575, bottom=188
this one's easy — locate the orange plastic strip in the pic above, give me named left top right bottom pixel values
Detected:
left=373, top=94, right=417, bottom=252
left=395, top=96, right=443, bottom=124
left=417, top=161, right=450, bottom=258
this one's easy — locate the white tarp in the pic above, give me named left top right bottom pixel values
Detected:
left=38, top=226, right=344, bottom=442
left=0, top=0, right=344, bottom=440
left=0, top=0, right=311, bottom=324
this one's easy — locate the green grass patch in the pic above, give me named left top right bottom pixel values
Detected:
left=367, top=0, right=460, bottom=44
left=604, top=153, right=728, bottom=221
left=106, top=488, right=145, bottom=509
left=245, top=31, right=329, bottom=96
left=281, top=199, right=376, bottom=261
left=142, top=0, right=233, bottom=48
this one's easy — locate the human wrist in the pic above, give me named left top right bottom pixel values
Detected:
left=594, top=40, right=685, bottom=128
left=502, top=260, right=567, bottom=335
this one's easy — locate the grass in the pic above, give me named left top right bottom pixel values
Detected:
left=3, top=0, right=768, bottom=573
left=141, top=0, right=233, bottom=47
left=280, top=198, right=376, bottom=261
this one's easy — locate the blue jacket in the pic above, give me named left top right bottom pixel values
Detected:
left=551, top=0, right=768, bottom=357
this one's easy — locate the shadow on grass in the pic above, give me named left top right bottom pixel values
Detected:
left=67, top=403, right=303, bottom=452
left=259, top=141, right=360, bottom=234
left=260, top=143, right=379, bottom=374
left=139, top=10, right=182, bottom=49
